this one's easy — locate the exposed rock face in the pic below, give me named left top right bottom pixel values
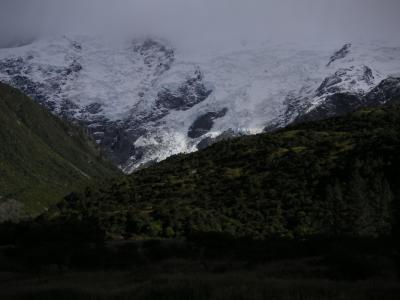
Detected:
left=133, top=38, right=175, bottom=75
left=365, top=77, right=400, bottom=105
left=3, top=56, right=83, bottom=112
left=188, top=108, right=228, bottom=139
left=111, top=69, right=214, bottom=169
left=290, top=77, right=400, bottom=124
left=270, top=43, right=397, bottom=128
left=362, top=66, right=375, bottom=85
left=316, top=71, right=344, bottom=97
left=317, top=66, right=376, bottom=97
left=327, top=43, right=352, bottom=66
left=294, top=93, right=364, bottom=124
left=156, top=70, right=212, bottom=111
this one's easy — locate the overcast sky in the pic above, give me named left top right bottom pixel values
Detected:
left=1, top=0, right=400, bottom=47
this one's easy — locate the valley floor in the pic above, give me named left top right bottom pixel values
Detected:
left=1, top=269, right=400, bottom=300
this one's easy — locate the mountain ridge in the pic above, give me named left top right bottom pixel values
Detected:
left=1, top=37, right=400, bottom=172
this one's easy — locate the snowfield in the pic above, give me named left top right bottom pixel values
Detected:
left=1, top=36, right=400, bottom=172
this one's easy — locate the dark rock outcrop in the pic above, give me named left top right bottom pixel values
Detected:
left=133, top=38, right=175, bottom=75
left=316, top=71, right=344, bottom=96
left=188, top=108, right=228, bottom=139
left=90, top=68, right=215, bottom=168
left=0, top=55, right=83, bottom=113
left=295, top=93, right=363, bottom=124
left=293, top=77, right=400, bottom=124
left=327, top=43, right=352, bottom=66
left=156, top=69, right=212, bottom=111
left=362, top=66, right=374, bottom=85
left=365, top=77, right=400, bottom=106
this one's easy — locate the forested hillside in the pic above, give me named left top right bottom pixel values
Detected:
left=55, top=103, right=400, bottom=239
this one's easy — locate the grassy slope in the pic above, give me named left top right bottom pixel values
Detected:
left=0, top=83, right=118, bottom=214
left=57, top=104, right=400, bottom=239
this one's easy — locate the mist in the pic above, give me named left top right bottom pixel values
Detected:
left=1, top=0, right=400, bottom=48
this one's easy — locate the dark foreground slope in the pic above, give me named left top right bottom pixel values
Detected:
left=55, top=103, right=400, bottom=240
left=0, top=83, right=118, bottom=217
left=2, top=102, right=400, bottom=300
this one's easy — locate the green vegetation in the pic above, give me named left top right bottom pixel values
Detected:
left=2, top=97, right=400, bottom=299
left=0, top=83, right=119, bottom=215
left=54, top=103, right=400, bottom=240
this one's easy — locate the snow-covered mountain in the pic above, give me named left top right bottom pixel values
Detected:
left=1, top=36, right=400, bottom=173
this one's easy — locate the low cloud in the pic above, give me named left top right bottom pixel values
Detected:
left=1, top=0, right=399, bottom=47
